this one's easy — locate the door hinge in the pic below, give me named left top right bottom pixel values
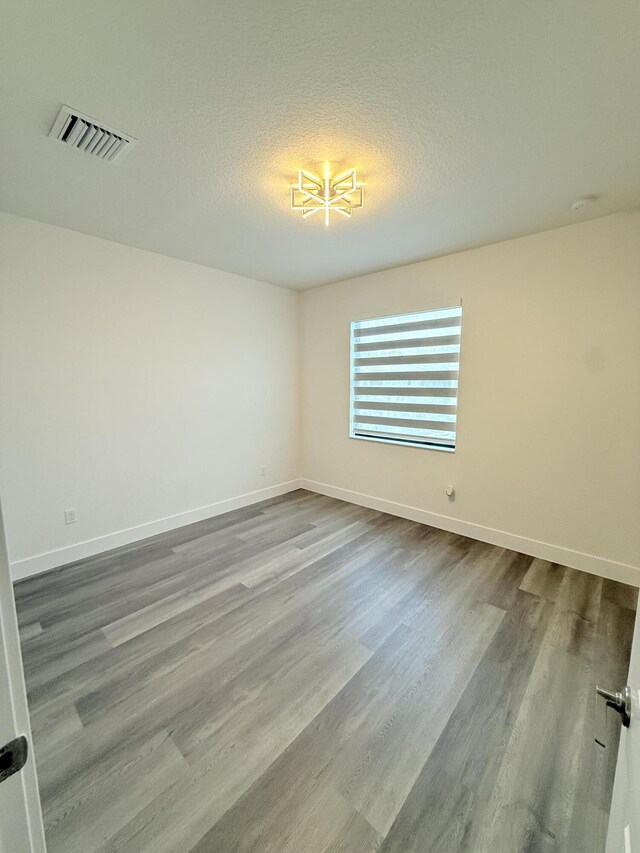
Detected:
left=0, top=735, right=28, bottom=784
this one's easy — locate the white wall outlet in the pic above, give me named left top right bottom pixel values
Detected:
left=64, top=508, right=77, bottom=525
left=260, top=466, right=267, bottom=477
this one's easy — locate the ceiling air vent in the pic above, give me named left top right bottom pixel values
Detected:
left=49, top=105, right=137, bottom=164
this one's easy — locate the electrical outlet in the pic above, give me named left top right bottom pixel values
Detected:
left=64, top=509, right=77, bottom=525
left=260, top=466, right=267, bottom=477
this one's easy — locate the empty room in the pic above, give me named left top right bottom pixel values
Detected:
left=0, top=1, right=639, bottom=852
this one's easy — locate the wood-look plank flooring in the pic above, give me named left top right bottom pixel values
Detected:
left=14, top=490, right=638, bottom=853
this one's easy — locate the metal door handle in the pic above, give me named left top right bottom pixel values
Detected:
left=0, top=735, right=28, bottom=784
left=596, top=686, right=631, bottom=727
left=595, top=685, right=631, bottom=747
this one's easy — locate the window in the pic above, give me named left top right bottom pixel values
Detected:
left=350, top=304, right=462, bottom=451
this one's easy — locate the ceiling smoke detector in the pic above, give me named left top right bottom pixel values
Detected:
left=570, top=195, right=599, bottom=212
left=48, top=105, right=137, bottom=164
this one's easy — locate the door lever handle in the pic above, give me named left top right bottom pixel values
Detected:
left=0, top=735, right=28, bottom=785
left=596, top=686, right=631, bottom=726
left=595, top=685, right=631, bottom=747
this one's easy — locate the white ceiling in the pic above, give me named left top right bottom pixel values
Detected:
left=1, top=0, right=639, bottom=289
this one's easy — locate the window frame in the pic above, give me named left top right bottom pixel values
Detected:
left=348, top=303, right=462, bottom=453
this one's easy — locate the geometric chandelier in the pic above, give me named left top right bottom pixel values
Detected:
left=291, top=163, right=364, bottom=226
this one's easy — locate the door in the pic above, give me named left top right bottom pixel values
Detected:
left=606, top=609, right=640, bottom=853
left=0, top=497, right=46, bottom=853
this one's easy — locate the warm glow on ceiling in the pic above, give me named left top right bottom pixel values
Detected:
left=291, top=163, right=364, bottom=226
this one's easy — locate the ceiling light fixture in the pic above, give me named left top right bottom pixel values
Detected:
left=291, top=163, right=364, bottom=226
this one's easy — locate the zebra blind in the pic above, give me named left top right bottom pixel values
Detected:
left=350, top=305, right=462, bottom=450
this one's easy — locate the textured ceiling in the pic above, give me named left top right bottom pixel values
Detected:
left=1, top=0, right=639, bottom=289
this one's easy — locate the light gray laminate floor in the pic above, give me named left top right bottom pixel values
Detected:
left=14, top=490, right=638, bottom=853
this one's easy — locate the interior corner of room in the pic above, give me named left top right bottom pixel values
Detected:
left=2, top=209, right=638, bottom=585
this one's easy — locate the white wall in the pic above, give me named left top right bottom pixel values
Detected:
left=3, top=210, right=639, bottom=584
left=300, top=211, right=640, bottom=582
left=0, top=213, right=300, bottom=578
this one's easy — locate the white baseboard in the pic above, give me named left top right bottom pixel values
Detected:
left=11, top=480, right=303, bottom=581
left=13, top=477, right=640, bottom=589
left=300, top=479, right=640, bottom=588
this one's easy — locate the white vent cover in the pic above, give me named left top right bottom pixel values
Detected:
left=49, top=105, right=137, bottom=164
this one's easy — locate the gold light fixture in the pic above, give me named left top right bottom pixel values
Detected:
left=291, top=162, right=364, bottom=226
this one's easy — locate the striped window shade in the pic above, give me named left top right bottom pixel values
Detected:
left=350, top=305, right=462, bottom=450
